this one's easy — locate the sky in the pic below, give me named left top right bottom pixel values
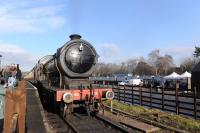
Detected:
left=0, top=0, right=199, bottom=71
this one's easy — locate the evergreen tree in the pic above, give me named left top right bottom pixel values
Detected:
left=194, top=46, right=200, bottom=58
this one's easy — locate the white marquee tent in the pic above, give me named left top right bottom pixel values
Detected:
left=164, top=72, right=181, bottom=79
left=180, top=71, right=191, bottom=78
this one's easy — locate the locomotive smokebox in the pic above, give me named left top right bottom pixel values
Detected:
left=69, top=34, right=81, bottom=40
left=45, top=34, right=98, bottom=79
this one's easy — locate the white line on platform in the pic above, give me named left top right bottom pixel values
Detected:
left=27, top=82, right=37, bottom=90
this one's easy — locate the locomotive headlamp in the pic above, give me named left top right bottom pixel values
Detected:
left=102, top=90, right=115, bottom=100
left=63, top=92, right=73, bottom=103
left=106, top=90, right=115, bottom=100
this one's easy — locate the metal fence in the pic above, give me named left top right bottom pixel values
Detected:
left=94, top=82, right=200, bottom=119
left=111, top=84, right=200, bottom=119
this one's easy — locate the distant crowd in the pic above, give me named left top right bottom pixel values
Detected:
left=0, top=64, right=22, bottom=89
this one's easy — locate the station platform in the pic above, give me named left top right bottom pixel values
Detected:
left=26, top=82, right=46, bottom=133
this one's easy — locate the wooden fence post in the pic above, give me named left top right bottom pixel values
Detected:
left=132, top=86, right=134, bottom=105
left=118, top=85, right=120, bottom=102
left=162, top=87, right=164, bottom=110
left=3, top=80, right=26, bottom=133
left=150, top=84, right=152, bottom=108
left=194, top=86, right=197, bottom=119
left=175, top=82, right=179, bottom=115
left=124, top=85, right=125, bottom=103
left=139, top=85, right=142, bottom=105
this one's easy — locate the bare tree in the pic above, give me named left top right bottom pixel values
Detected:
left=126, top=59, right=138, bottom=73
left=120, top=62, right=127, bottom=73
left=94, top=49, right=175, bottom=77
left=156, top=54, right=174, bottom=75
left=135, top=61, right=154, bottom=75
left=148, top=49, right=160, bottom=75
left=93, top=62, right=121, bottom=76
left=126, top=57, right=145, bottom=73
left=148, top=49, right=174, bottom=75
left=180, top=58, right=197, bottom=72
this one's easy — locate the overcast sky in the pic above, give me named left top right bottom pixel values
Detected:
left=0, top=0, right=199, bottom=71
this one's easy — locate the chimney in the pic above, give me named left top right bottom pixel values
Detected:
left=69, top=34, right=81, bottom=40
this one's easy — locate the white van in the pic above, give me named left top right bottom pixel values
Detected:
left=128, top=79, right=143, bottom=86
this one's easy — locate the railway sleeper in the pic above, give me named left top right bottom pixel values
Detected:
left=44, top=112, right=68, bottom=132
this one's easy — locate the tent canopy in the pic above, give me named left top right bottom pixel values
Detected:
left=164, top=72, right=181, bottom=79
left=180, top=71, right=191, bottom=78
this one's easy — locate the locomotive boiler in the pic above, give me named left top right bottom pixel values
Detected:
left=36, top=34, right=98, bottom=88
left=33, top=34, right=114, bottom=114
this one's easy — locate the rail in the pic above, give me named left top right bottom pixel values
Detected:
left=61, top=114, right=80, bottom=133
left=60, top=112, right=130, bottom=133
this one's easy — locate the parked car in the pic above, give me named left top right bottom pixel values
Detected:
left=128, top=79, right=143, bottom=86
left=119, top=80, right=129, bottom=85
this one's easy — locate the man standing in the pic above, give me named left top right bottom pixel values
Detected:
left=16, top=64, right=22, bottom=81
left=7, top=74, right=17, bottom=89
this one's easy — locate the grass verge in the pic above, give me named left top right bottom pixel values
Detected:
left=103, top=100, right=200, bottom=132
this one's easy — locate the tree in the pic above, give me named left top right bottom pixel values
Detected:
left=126, top=59, right=138, bottom=73
left=120, top=62, right=127, bottom=73
left=148, top=49, right=174, bottom=75
left=135, top=61, right=154, bottom=75
left=194, top=46, right=200, bottom=58
left=127, top=57, right=145, bottom=74
left=148, top=49, right=160, bottom=75
left=156, top=54, right=174, bottom=75
left=93, top=62, right=122, bottom=76
left=180, top=58, right=197, bottom=72
left=94, top=49, right=175, bottom=76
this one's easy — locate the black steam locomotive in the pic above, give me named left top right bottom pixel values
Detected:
left=33, top=34, right=114, bottom=114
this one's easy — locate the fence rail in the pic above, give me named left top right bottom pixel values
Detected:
left=94, top=82, right=199, bottom=119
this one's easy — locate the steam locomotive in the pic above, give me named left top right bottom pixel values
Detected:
left=32, top=34, right=114, bottom=114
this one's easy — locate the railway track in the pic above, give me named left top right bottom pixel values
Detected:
left=60, top=108, right=131, bottom=133
left=29, top=81, right=131, bottom=133
left=44, top=108, right=132, bottom=133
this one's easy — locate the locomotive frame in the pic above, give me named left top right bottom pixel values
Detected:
left=32, top=34, right=114, bottom=115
